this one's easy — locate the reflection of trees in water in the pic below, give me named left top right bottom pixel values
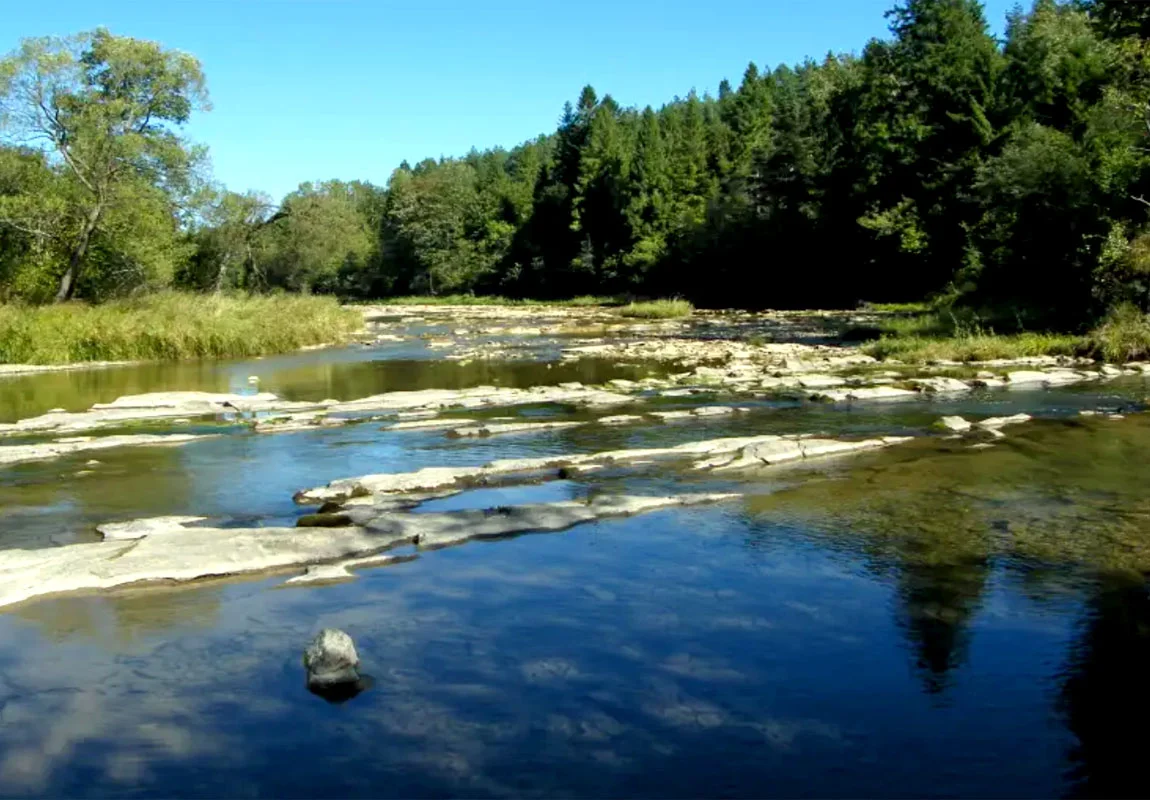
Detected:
left=895, top=557, right=989, bottom=695
left=1060, top=576, right=1150, bottom=799
left=745, top=418, right=1150, bottom=699
left=0, top=361, right=227, bottom=422
left=262, top=357, right=654, bottom=402
left=0, top=443, right=197, bottom=548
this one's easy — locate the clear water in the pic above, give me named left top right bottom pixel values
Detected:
left=1, top=338, right=1149, bottom=798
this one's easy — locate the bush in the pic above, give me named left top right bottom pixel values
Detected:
left=0, top=292, right=361, bottom=364
left=1086, top=304, right=1150, bottom=363
left=617, top=299, right=694, bottom=319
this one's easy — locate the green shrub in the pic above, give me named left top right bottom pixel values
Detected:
left=1086, top=304, right=1150, bottom=363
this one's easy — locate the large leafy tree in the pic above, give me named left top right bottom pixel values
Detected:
left=0, top=29, right=208, bottom=301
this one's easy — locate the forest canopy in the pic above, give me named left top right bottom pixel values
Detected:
left=2, top=0, right=1150, bottom=326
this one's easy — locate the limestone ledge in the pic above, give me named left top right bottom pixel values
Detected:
left=0, top=493, right=737, bottom=610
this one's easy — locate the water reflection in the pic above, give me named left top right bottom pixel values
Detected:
left=1061, top=575, right=1150, bottom=799
left=0, top=355, right=661, bottom=422
left=896, top=557, right=989, bottom=695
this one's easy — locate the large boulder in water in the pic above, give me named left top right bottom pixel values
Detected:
left=303, top=628, right=360, bottom=692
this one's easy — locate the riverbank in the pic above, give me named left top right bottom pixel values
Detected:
left=0, top=293, right=361, bottom=365
left=859, top=304, right=1150, bottom=364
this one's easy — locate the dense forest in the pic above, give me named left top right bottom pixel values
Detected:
left=2, top=0, right=1150, bottom=325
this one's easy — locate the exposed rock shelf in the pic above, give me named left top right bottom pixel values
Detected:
left=295, top=432, right=915, bottom=504
left=0, top=493, right=736, bottom=610
left=0, top=433, right=214, bottom=467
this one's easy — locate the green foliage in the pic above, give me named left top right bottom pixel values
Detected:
left=0, top=292, right=359, bottom=363
left=0, top=29, right=208, bottom=301
left=5, top=1, right=1150, bottom=331
left=1086, top=302, right=1150, bottom=361
left=617, top=299, right=694, bottom=318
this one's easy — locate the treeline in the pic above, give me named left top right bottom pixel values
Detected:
left=2, top=0, right=1150, bottom=325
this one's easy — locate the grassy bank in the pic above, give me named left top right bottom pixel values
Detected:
left=618, top=299, right=694, bottom=319
left=859, top=305, right=1150, bottom=364
left=0, top=293, right=361, bottom=364
left=366, top=294, right=621, bottom=307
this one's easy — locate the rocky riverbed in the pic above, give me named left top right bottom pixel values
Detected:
left=0, top=303, right=1148, bottom=797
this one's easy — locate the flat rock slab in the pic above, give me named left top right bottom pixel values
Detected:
left=0, top=493, right=735, bottom=610
left=0, top=433, right=214, bottom=468
left=810, top=386, right=919, bottom=402
left=0, top=392, right=288, bottom=436
left=97, top=516, right=209, bottom=541
left=447, top=421, right=583, bottom=437
left=296, top=432, right=918, bottom=504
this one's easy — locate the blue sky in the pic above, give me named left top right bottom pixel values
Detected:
left=3, top=0, right=1018, bottom=200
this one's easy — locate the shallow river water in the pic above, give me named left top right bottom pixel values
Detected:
left=1, top=327, right=1149, bottom=798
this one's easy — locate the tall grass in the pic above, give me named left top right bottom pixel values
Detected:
left=861, top=304, right=1150, bottom=363
left=0, top=292, right=361, bottom=364
left=617, top=299, right=694, bottom=319
left=364, top=294, right=623, bottom=307
left=861, top=309, right=1082, bottom=362
left=864, top=330, right=1084, bottom=362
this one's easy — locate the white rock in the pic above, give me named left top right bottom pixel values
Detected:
left=691, top=406, right=736, bottom=417
left=976, top=414, right=1032, bottom=430
left=97, top=516, right=208, bottom=541
left=1006, top=371, right=1050, bottom=386
left=596, top=415, right=644, bottom=426
left=448, top=420, right=581, bottom=437
left=937, top=416, right=973, bottom=433
left=286, top=564, right=355, bottom=585
left=914, top=377, right=971, bottom=394
left=796, top=375, right=846, bottom=389
left=649, top=410, right=695, bottom=421
left=814, top=386, right=918, bottom=402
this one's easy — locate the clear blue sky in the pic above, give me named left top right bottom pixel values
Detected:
left=2, top=0, right=1018, bottom=201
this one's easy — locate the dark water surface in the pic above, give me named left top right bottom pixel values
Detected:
left=1, top=344, right=1149, bottom=798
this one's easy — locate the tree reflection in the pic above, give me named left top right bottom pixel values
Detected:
left=744, top=417, right=1150, bottom=699
left=894, top=557, right=989, bottom=695
left=1060, top=575, right=1150, bottom=798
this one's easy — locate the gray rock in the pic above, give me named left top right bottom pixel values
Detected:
left=304, top=629, right=360, bottom=686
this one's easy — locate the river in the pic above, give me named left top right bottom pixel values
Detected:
left=0, top=309, right=1147, bottom=798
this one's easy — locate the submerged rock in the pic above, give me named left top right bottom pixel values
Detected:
left=0, top=433, right=214, bottom=468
